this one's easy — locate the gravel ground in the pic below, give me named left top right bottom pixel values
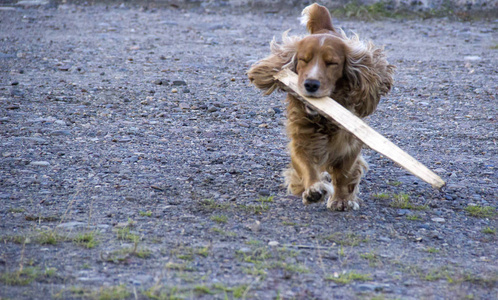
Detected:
left=0, top=3, right=497, bottom=300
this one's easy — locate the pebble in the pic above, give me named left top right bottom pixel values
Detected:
left=258, top=189, right=271, bottom=197
left=268, top=241, right=279, bottom=246
left=171, top=88, right=178, bottom=93
left=30, top=161, right=50, bottom=166
left=172, top=80, right=187, bottom=86
left=207, top=106, right=219, bottom=113
left=50, top=130, right=71, bottom=136
left=431, top=217, right=445, bottom=223
left=56, top=221, right=86, bottom=229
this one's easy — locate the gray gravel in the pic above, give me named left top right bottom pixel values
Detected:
left=0, top=3, right=497, bottom=300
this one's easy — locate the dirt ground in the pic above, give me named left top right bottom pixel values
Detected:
left=0, top=2, right=497, bottom=299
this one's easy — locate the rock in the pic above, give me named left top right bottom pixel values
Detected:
left=354, top=283, right=387, bottom=292
left=464, top=56, right=481, bottom=61
left=258, top=189, right=271, bottom=197
left=6, top=104, right=20, bottom=110
left=268, top=241, right=279, bottom=246
left=172, top=80, right=187, bottom=86
left=431, top=217, right=445, bottom=223
left=30, top=161, right=50, bottom=166
left=56, top=221, right=86, bottom=229
left=50, top=130, right=71, bottom=136
left=207, top=106, right=218, bottom=113
left=238, top=247, right=251, bottom=254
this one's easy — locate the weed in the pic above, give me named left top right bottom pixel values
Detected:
left=36, top=230, right=65, bottom=245
left=325, top=271, right=372, bottom=284
left=210, top=214, right=228, bottom=223
left=0, top=267, right=39, bottom=286
left=44, top=267, right=57, bottom=277
left=143, top=285, right=182, bottom=300
left=372, top=192, right=390, bottom=200
left=322, top=232, right=369, bottom=247
left=272, top=261, right=309, bottom=273
left=2, top=235, right=28, bottom=244
left=116, top=227, right=140, bottom=243
left=425, top=247, right=440, bottom=253
left=232, top=284, right=250, bottom=298
left=465, top=206, right=496, bottom=218
left=239, top=203, right=269, bottom=214
left=165, top=262, right=193, bottom=271
left=388, top=180, right=403, bottom=187
left=193, top=285, right=215, bottom=295
left=482, top=227, right=496, bottom=234
left=406, top=214, right=422, bottom=221
left=360, top=252, right=381, bottom=267
left=139, top=210, right=152, bottom=217
left=257, top=196, right=274, bottom=203
left=96, top=284, right=130, bottom=300
left=211, top=226, right=236, bottom=236
left=195, top=246, right=210, bottom=257
left=390, top=193, right=427, bottom=210
left=8, top=207, right=25, bottom=213
left=245, top=239, right=261, bottom=246
left=199, top=199, right=231, bottom=211
left=73, top=231, right=98, bottom=249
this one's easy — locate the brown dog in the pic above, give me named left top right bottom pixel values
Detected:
left=248, top=3, right=394, bottom=210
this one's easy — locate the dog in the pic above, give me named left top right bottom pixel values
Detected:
left=247, top=3, right=394, bottom=211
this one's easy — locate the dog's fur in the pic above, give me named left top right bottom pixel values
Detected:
left=247, top=3, right=394, bottom=210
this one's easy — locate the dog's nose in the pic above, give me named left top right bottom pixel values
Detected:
left=304, top=79, right=320, bottom=93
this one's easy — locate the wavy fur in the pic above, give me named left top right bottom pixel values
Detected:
left=247, top=3, right=394, bottom=211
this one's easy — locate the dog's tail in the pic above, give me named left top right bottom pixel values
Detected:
left=300, top=3, right=335, bottom=34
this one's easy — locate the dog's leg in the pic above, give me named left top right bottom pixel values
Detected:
left=289, top=145, right=334, bottom=205
left=327, top=154, right=368, bottom=211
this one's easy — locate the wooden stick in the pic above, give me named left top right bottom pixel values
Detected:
left=275, top=69, right=445, bottom=189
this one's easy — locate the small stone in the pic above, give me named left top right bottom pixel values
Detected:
left=258, top=189, right=271, bottom=197
left=464, top=56, right=481, bottom=61
left=172, top=80, right=187, bottom=86
left=238, top=247, right=251, bottom=254
left=268, top=241, right=279, bottom=247
left=431, top=217, right=445, bottom=223
left=171, top=88, right=178, bottom=93
left=50, top=130, right=71, bottom=136
left=6, top=104, right=20, bottom=110
left=11, top=81, right=19, bottom=86
left=30, top=161, right=50, bottom=166
left=207, top=106, right=218, bottom=113
left=56, top=221, right=86, bottom=229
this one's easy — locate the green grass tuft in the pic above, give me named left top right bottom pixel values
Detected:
left=465, top=206, right=496, bottom=218
left=325, top=271, right=372, bottom=284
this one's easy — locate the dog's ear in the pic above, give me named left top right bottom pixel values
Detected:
left=300, top=3, right=335, bottom=34
left=343, top=35, right=395, bottom=117
left=248, top=32, right=301, bottom=95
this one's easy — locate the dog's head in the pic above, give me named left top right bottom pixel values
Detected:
left=294, top=34, right=346, bottom=98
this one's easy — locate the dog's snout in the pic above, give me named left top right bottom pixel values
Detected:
left=304, top=79, right=320, bottom=93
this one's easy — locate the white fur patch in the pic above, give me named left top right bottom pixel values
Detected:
left=307, top=61, right=320, bottom=79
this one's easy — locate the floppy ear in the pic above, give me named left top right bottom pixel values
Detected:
left=247, top=32, right=300, bottom=95
left=343, top=34, right=395, bottom=117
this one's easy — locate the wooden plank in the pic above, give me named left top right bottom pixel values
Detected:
left=275, top=69, right=445, bottom=189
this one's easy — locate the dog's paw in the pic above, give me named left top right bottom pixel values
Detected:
left=320, top=172, right=332, bottom=183
left=327, top=196, right=360, bottom=211
left=302, top=182, right=334, bottom=205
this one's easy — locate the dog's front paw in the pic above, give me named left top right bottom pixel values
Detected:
left=327, top=195, right=360, bottom=211
left=302, top=182, right=334, bottom=205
